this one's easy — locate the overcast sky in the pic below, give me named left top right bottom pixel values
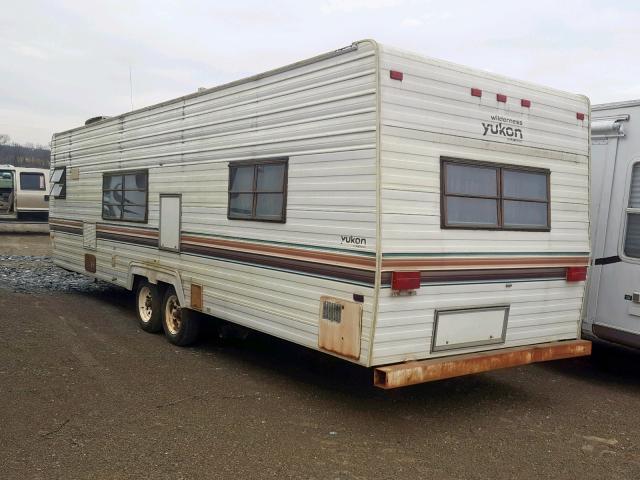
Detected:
left=2, top=0, right=639, bottom=146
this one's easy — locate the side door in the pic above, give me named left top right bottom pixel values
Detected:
left=159, top=194, right=181, bottom=252
left=17, top=171, right=47, bottom=211
left=595, top=157, right=640, bottom=340
left=0, top=169, right=16, bottom=217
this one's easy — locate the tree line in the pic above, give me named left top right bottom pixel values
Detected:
left=0, top=134, right=51, bottom=169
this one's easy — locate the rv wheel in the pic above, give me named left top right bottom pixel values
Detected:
left=161, top=286, right=200, bottom=346
left=135, top=281, right=162, bottom=333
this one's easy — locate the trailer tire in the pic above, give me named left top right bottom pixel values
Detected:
left=135, top=281, right=163, bottom=333
left=161, top=286, right=200, bottom=346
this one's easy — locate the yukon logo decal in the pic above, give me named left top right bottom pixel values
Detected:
left=482, top=115, right=524, bottom=142
left=341, top=235, right=367, bottom=248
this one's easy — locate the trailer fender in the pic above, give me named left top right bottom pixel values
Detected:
left=127, top=263, right=186, bottom=306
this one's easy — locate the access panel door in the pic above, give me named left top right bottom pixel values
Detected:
left=159, top=194, right=181, bottom=252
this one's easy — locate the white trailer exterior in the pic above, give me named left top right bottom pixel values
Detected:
left=49, top=40, right=591, bottom=388
left=585, top=99, right=640, bottom=348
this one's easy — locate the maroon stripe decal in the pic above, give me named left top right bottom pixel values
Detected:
left=97, top=231, right=158, bottom=247
left=50, top=224, right=82, bottom=235
left=381, top=267, right=567, bottom=286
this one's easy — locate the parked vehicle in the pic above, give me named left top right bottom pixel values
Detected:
left=48, top=40, right=591, bottom=388
left=585, top=99, right=640, bottom=348
left=0, top=165, right=49, bottom=220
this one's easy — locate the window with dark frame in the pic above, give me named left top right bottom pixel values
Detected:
left=102, top=170, right=148, bottom=222
left=20, top=172, right=45, bottom=191
left=441, top=158, right=550, bottom=231
left=228, top=159, right=288, bottom=222
left=50, top=167, right=66, bottom=199
left=624, top=163, right=640, bottom=258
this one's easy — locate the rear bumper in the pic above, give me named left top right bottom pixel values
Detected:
left=373, top=339, right=591, bottom=389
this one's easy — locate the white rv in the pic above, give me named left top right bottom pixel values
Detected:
left=49, top=40, right=591, bottom=388
left=0, top=165, right=50, bottom=220
left=585, top=100, right=640, bottom=348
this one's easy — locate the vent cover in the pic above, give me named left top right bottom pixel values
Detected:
left=321, top=300, right=343, bottom=323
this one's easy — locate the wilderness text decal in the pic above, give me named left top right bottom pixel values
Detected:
left=482, top=114, right=524, bottom=142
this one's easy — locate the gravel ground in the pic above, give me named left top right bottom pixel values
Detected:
left=0, top=255, right=111, bottom=294
left=2, top=234, right=640, bottom=479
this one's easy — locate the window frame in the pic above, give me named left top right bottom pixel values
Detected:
left=20, top=172, right=46, bottom=191
left=101, top=169, right=149, bottom=223
left=622, top=161, right=640, bottom=260
left=440, top=157, right=551, bottom=232
left=49, top=167, right=67, bottom=199
left=227, top=158, right=288, bottom=223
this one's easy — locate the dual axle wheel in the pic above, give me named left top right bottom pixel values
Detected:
left=135, top=280, right=200, bottom=346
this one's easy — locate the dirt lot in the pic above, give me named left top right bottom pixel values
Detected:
left=2, top=234, right=640, bottom=479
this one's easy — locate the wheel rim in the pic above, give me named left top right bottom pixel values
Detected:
left=138, top=286, right=153, bottom=323
left=165, top=294, right=182, bottom=335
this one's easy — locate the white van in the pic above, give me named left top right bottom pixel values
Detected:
left=49, top=40, right=591, bottom=388
left=585, top=100, right=640, bottom=348
left=0, top=165, right=50, bottom=220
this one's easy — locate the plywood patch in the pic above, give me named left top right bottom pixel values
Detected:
left=191, top=283, right=203, bottom=311
left=318, top=296, right=362, bottom=359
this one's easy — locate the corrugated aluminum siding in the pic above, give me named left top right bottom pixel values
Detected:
left=50, top=41, right=378, bottom=365
left=373, top=44, right=590, bottom=365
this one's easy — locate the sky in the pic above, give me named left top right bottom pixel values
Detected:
left=2, top=0, right=639, bottom=146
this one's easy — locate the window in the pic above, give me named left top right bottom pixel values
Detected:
left=441, top=158, right=550, bottom=230
left=49, top=167, right=66, bottom=199
left=102, top=170, right=148, bottom=222
left=228, top=159, right=288, bottom=222
left=624, top=164, right=640, bottom=258
left=20, top=172, right=45, bottom=191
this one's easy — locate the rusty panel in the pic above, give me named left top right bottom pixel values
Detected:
left=84, top=254, right=96, bottom=273
left=191, top=283, right=203, bottom=311
left=374, top=340, right=591, bottom=389
left=318, top=296, right=362, bottom=359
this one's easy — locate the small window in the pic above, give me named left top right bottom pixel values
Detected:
left=441, top=158, right=550, bottom=230
left=624, top=164, right=640, bottom=258
left=228, top=159, right=288, bottom=222
left=102, top=170, right=148, bottom=222
left=20, top=172, right=45, bottom=191
left=49, top=167, right=66, bottom=199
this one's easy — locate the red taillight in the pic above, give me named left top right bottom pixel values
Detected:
left=390, top=70, right=403, bottom=81
left=521, top=99, right=531, bottom=108
left=392, top=271, right=421, bottom=291
left=497, top=93, right=507, bottom=103
left=576, top=112, right=585, bottom=121
left=471, top=88, right=482, bottom=98
left=566, top=266, right=587, bottom=282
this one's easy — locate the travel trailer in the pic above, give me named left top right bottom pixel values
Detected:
left=49, top=40, right=591, bottom=388
left=0, top=165, right=49, bottom=220
left=585, top=100, right=640, bottom=348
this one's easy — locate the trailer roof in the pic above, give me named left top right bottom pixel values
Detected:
left=53, top=41, right=361, bottom=138
left=593, top=99, right=640, bottom=111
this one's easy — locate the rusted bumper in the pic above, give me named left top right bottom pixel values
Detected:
left=373, top=339, right=591, bottom=389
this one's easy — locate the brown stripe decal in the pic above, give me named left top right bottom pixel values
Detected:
left=49, top=217, right=83, bottom=234
left=181, top=235, right=376, bottom=270
left=97, top=224, right=159, bottom=239
left=50, top=220, right=585, bottom=287
left=181, top=243, right=376, bottom=285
